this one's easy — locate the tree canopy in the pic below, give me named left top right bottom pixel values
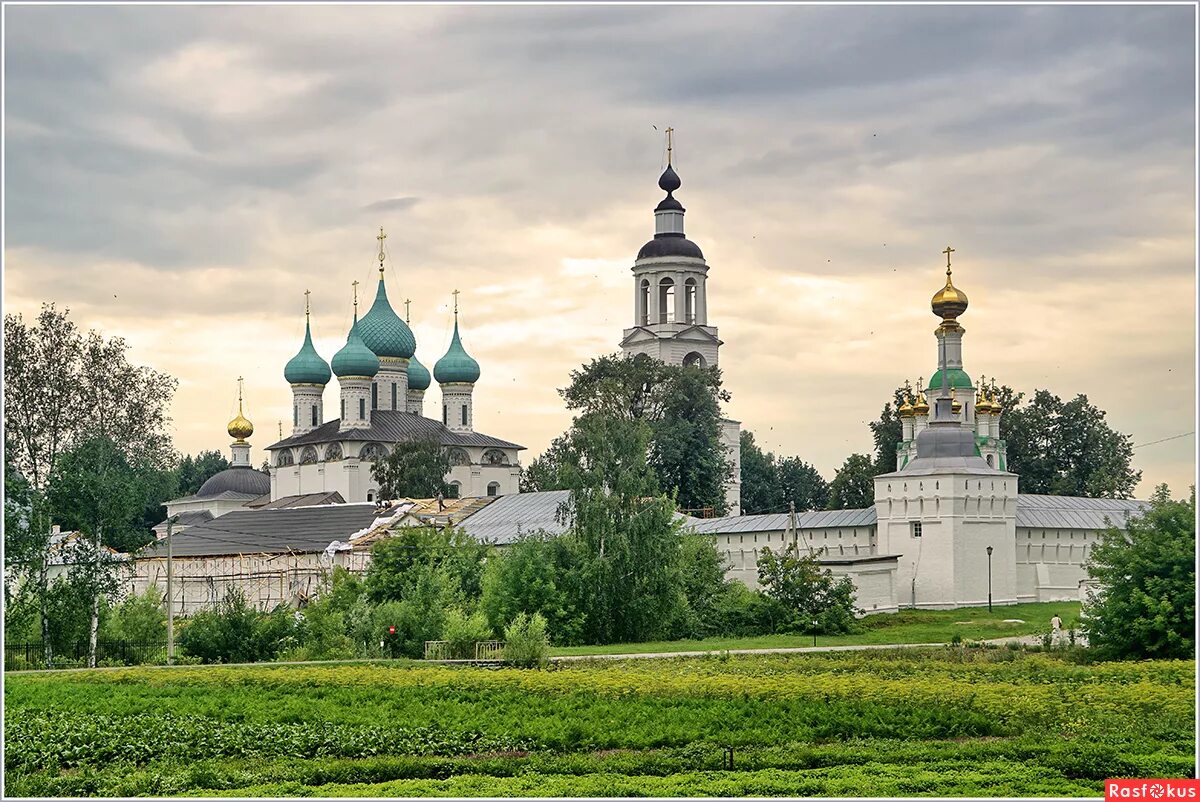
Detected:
left=739, top=431, right=829, bottom=514
left=531, top=353, right=731, bottom=513
left=371, top=437, right=451, bottom=499
left=826, top=454, right=875, bottom=510
left=1082, top=485, right=1195, bottom=660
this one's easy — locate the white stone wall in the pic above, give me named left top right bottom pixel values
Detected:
left=338, top=377, right=373, bottom=429
left=406, top=389, right=425, bottom=416
left=271, top=442, right=521, bottom=503
left=720, top=419, right=742, bottom=516
left=873, top=472, right=1019, bottom=609
left=440, top=383, right=474, bottom=433
left=1015, top=526, right=1103, bottom=602
left=290, top=384, right=325, bottom=436
left=713, top=526, right=877, bottom=584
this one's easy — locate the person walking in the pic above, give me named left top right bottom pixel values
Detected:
left=1049, top=614, right=1063, bottom=647
left=436, top=490, right=445, bottom=512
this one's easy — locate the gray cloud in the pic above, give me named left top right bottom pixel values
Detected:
left=4, top=4, right=1194, bottom=495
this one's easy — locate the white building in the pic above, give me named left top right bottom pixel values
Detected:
left=619, top=155, right=742, bottom=515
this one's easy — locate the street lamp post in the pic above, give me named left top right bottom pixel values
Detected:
left=985, top=545, right=994, bottom=613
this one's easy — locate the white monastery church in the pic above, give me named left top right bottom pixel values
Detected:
left=149, top=143, right=1145, bottom=615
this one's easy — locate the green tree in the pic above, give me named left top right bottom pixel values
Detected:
left=868, top=385, right=909, bottom=475
left=4, top=440, right=35, bottom=607
left=826, top=454, right=875, bottom=510
left=520, top=434, right=571, bottom=492
left=177, top=590, right=294, bottom=664
left=672, top=533, right=733, bottom=639
left=756, top=543, right=859, bottom=633
left=549, top=352, right=731, bottom=513
left=1004, top=390, right=1141, bottom=498
left=739, top=431, right=782, bottom=515
left=480, top=531, right=585, bottom=645
left=365, top=525, right=489, bottom=606
left=371, top=437, right=451, bottom=499
left=102, top=587, right=167, bottom=643
left=557, top=412, right=687, bottom=644
left=778, top=457, right=829, bottom=512
left=5, top=305, right=176, bottom=664
left=48, top=436, right=157, bottom=666
left=1082, top=485, right=1195, bottom=660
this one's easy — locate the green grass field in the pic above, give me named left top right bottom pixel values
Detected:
left=551, top=601, right=1082, bottom=656
left=5, top=642, right=1193, bottom=797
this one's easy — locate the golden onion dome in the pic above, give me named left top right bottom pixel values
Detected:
left=975, top=390, right=990, bottom=414
left=987, top=389, right=1003, bottom=414
left=898, top=395, right=915, bottom=418
left=228, top=412, right=253, bottom=442
left=913, top=392, right=929, bottom=414
left=951, top=396, right=962, bottom=414
left=227, top=377, right=253, bottom=442
left=931, top=247, right=968, bottom=320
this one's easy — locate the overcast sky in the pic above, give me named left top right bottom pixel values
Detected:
left=5, top=5, right=1195, bottom=497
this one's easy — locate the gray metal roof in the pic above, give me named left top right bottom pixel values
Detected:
left=140, top=504, right=386, bottom=558
left=688, top=507, right=878, bottom=535
left=1015, top=494, right=1147, bottom=530
left=266, top=410, right=523, bottom=452
left=457, top=490, right=573, bottom=544
left=196, top=467, right=271, bottom=498
left=248, top=491, right=347, bottom=510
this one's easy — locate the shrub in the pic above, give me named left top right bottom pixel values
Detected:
left=442, top=609, right=494, bottom=660
left=177, top=590, right=295, bottom=664
left=503, top=612, right=550, bottom=668
left=757, top=544, right=860, bottom=634
left=480, top=532, right=585, bottom=645
left=373, top=598, right=446, bottom=659
left=710, top=582, right=786, bottom=636
left=101, top=587, right=166, bottom=644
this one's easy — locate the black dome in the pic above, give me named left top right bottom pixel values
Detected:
left=655, top=196, right=685, bottom=212
left=637, top=235, right=704, bottom=261
left=196, top=467, right=271, bottom=498
left=658, top=164, right=681, bottom=193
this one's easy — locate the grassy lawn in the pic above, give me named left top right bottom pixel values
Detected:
left=5, top=644, right=1191, bottom=797
left=551, top=601, right=1082, bottom=656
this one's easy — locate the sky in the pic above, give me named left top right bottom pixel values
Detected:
left=4, top=4, right=1196, bottom=498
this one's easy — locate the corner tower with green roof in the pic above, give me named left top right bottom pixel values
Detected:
left=284, top=291, right=332, bottom=436
left=434, top=290, right=481, bottom=434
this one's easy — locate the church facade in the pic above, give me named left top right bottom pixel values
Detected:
left=264, top=238, right=523, bottom=503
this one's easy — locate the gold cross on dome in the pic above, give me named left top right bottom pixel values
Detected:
left=377, top=227, right=387, bottom=272
left=404, top=298, right=412, bottom=323
left=352, top=280, right=360, bottom=310
left=452, top=288, right=460, bottom=315
left=237, top=376, right=244, bottom=412
left=304, top=289, right=311, bottom=316
left=942, top=245, right=955, bottom=274
left=665, top=127, right=674, bottom=165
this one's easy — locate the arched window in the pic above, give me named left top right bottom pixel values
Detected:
left=311, top=407, right=318, bottom=427
left=366, top=491, right=374, bottom=502
left=683, top=352, right=705, bottom=369
left=483, top=449, right=509, bottom=466
left=446, top=447, right=470, bottom=466
left=447, top=481, right=461, bottom=499
left=685, top=278, right=697, bottom=323
left=639, top=279, right=650, bottom=326
left=275, top=449, right=295, bottom=467
left=986, top=454, right=995, bottom=467
left=372, top=383, right=378, bottom=410
left=658, top=277, right=675, bottom=324
left=299, top=446, right=319, bottom=465
left=359, top=442, right=388, bottom=461
left=487, top=482, right=500, bottom=497
left=325, top=443, right=343, bottom=462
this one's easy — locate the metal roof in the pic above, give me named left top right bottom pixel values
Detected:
left=249, top=491, right=347, bottom=510
left=456, top=490, right=573, bottom=544
left=1015, top=494, right=1147, bottom=530
left=140, top=504, right=386, bottom=558
left=266, top=409, right=523, bottom=451
left=688, top=507, right=878, bottom=535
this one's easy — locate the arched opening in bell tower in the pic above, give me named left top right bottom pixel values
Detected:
left=685, top=278, right=697, bottom=323
left=638, top=279, right=650, bottom=325
left=658, top=277, right=675, bottom=324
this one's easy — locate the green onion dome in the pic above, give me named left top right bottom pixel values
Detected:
left=433, top=318, right=480, bottom=384
left=331, top=315, right=380, bottom=378
left=927, top=368, right=973, bottom=391
left=359, top=277, right=416, bottom=359
left=284, top=317, right=332, bottom=385
left=407, top=352, right=431, bottom=391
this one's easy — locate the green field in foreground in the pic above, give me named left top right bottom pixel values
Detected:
left=551, top=601, right=1081, bottom=656
left=5, top=644, right=1193, bottom=797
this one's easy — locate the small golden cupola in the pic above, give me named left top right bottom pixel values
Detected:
left=975, top=375, right=991, bottom=414
left=931, top=245, right=968, bottom=322
left=227, top=376, right=254, bottom=442
left=898, top=387, right=915, bottom=418
left=913, top=378, right=930, bottom=415
left=987, top=381, right=1003, bottom=413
